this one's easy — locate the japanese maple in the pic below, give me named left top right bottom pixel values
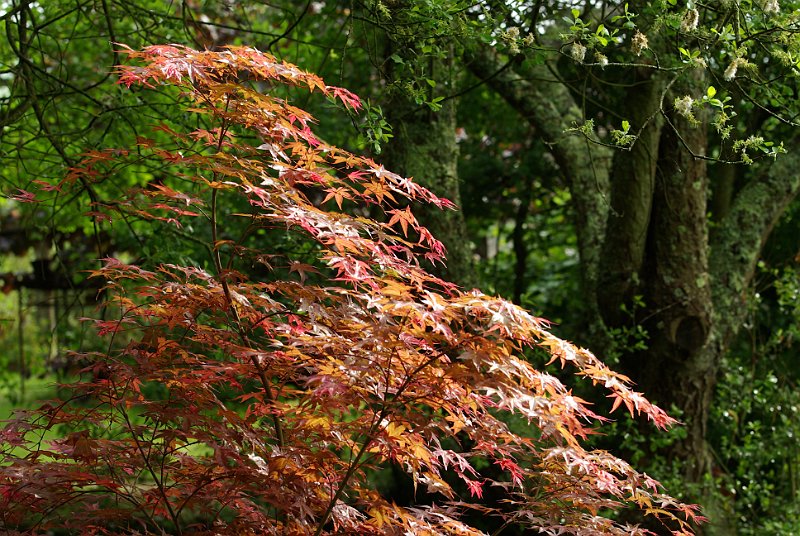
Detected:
left=0, top=45, right=703, bottom=535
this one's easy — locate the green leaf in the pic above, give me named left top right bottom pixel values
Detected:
left=622, top=120, right=630, bottom=132
left=572, top=8, right=580, bottom=19
left=707, top=86, right=717, bottom=99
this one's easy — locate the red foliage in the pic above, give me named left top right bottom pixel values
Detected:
left=0, top=45, right=704, bottom=535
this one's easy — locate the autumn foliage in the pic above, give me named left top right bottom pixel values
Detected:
left=0, top=45, right=703, bottom=535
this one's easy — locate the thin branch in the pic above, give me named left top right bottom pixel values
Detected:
left=206, top=108, right=286, bottom=451
left=313, top=345, right=451, bottom=536
left=441, top=56, right=515, bottom=103
left=100, top=0, right=120, bottom=67
left=267, top=0, right=312, bottom=51
left=660, top=110, right=763, bottom=165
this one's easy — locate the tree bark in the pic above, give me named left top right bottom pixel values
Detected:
left=634, top=106, right=714, bottom=481
left=384, top=93, right=476, bottom=288
left=379, top=5, right=475, bottom=288
left=597, top=74, right=665, bottom=326
left=386, top=43, right=477, bottom=288
left=466, top=49, right=611, bottom=329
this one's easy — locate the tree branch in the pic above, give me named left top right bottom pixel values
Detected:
left=710, top=151, right=800, bottom=348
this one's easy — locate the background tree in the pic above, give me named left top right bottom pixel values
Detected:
left=465, top=0, right=800, bottom=497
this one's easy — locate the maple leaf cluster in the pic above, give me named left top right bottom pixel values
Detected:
left=0, top=45, right=704, bottom=535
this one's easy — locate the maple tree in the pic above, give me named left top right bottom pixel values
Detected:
left=0, top=45, right=704, bottom=535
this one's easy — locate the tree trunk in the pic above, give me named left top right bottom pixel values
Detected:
left=631, top=107, right=714, bottom=482
left=597, top=74, right=665, bottom=326
left=466, top=49, right=611, bottom=331
left=383, top=44, right=475, bottom=288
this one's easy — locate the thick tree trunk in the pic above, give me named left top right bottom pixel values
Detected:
left=385, top=42, right=477, bottom=288
left=466, top=49, right=611, bottom=330
left=379, top=6, right=475, bottom=288
left=710, top=163, right=737, bottom=223
left=597, top=74, right=665, bottom=326
left=632, top=108, right=714, bottom=481
left=384, top=93, right=476, bottom=288
left=632, top=122, right=800, bottom=487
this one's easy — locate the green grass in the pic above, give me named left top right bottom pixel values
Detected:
left=0, top=374, right=59, bottom=420
left=0, top=374, right=64, bottom=459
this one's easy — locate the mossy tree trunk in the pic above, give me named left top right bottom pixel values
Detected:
left=380, top=9, right=475, bottom=288
left=384, top=93, right=475, bottom=287
left=630, top=103, right=715, bottom=481
left=467, top=48, right=611, bottom=332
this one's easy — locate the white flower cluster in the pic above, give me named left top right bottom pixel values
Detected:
left=681, top=8, right=699, bottom=32
left=632, top=31, right=648, bottom=56
left=724, top=58, right=747, bottom=81
left=571, top=42, right=587, bottom=63
left=674, top=95, right=694, bottom=118
left=762, top=0, right=780, bottom=14
left=503, top=26, right=522, bottom=55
